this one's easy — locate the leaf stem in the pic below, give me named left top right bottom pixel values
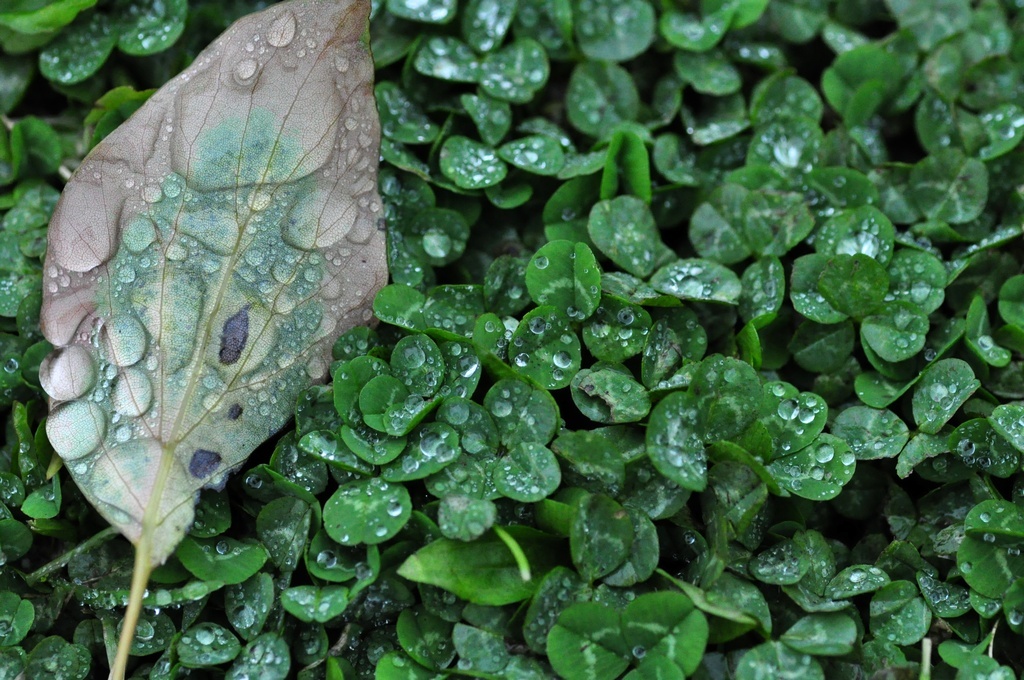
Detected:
left=109, top=535, right=153, bottom=680
left=111, top=443, right=177, bottom=679
left=24, top=526, right=119, bottom=586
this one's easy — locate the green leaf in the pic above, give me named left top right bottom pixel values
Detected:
left=566, top=62, right=639, bottom=138
left=0, top=0, right=97, bottom=34
left=281, top=585, right=349, bottom=623
left=376, top=83, right=439, bottom=145
left=547, top=602, right=630, bottom=680
left=750, top=73, right=823, bottom=126
left=653, top=134, right=699, bottom=186
left=484, top=378, right=559, bottom=447
left=691, top=354, right=761, bottom=442
left=582, top=295, right=650, bottom=363
left=769, top=433, right=855, bottom=501
left=552, top=430, right=627, bottom=493
left=886, top=249, right=946, bottom=314
left=742, top=190, right=815, bottom=258
left=766, top=0, right=828, bottom=43
left=750, top=538, right=809, bottom=585
left=759, top=383, right=826, bottom=455
left=588, top=196, right=663, bottom=278
left=23, top=637, right=91, bottom=680
left=998, top=274, right=1024, bottom=328
left=493, top=442, right=560, bottom=502
left=574, top=0, right=654, bottom=62
left=912, top=359, right=979, bottom=434
left=570, top=493, right=633, bottom=581
left=256, top=497, right=312, bottom=572
left=116, top=0, right=187, bottom=56
left=916, top=572, right=970, bottom=619
left=646, top=391, right=706, bottom=492
left=525, top=240, right=602, bottom=320
left=498, top=135, right=565, bottom=176
left=38, top=12, right=116, bottom=85
left=861, top=302, right=928, bottom=363
left=0, top=520, right=32, bottom=565
left=461, top=0, right=515, bottom=52
left=21, top=475, right=60, bottom=519
left=832, top=406, right=909, bottom=461
left=398, top=527, right=564, bottom=605
left=736, top=642, right=823, bottom=680
left=747, top=117, right=821, bottom=171
left=323, top=478, right=411, bottom=546
left=388, top=0, right=457, bottom=24
left=675, top=49, right=741, bottom=96
left=570, top=365, right=650, bottom=424
left=780, top=613, right=857, bottom=656
left=660, top=9, right=731, bottom=52
left=789, top=320, right=854, bottom=373
left=453, top=623, right=510, bottom=673
left=826, top=565, right=890, bottom=599
left=958, top=500, right=1024, bottom=598
left=815, top=206, right=894, bottom=265
left=413, top=36, right=480, bottom=81
left=688, top=184, right=751, bottom=265
left=439, top=136, right=507, bottom=189
left=508, top=306, right=582, bottom=390
left=991, top=403, right=1024, bottom=455
left=650, top=259, right=742, bottom=304
left=177, top=623, right=241, bottom=668
left=479, top=38, right=549, bottom=104
left=227, top=634, right=291, bottom=680
left=790, top=254, right=846, bottom=324
left=684, top=92, right=749, bottom=145
left=818, top=254, right=888, bottom=319
left=739, top=257, right=785, bottom=323
left=869, top=581, right=931, bottom=646
left=461, top=93, right=512, bottom=146
left=979, top=104, right=1024, bottom=160
left=622, top=592, right=708, bottom=675
left=885, top=0, right=971, bottom=50
left=397, top=607, right=455, bottom=670
left=176, top=536, right=268, bottom=586
left=909, top=149, right=988, bottom=225
left=949, top=419, right=1019, bottom=477
left=0, top=55, right=33, bottom=116
left=0, top=592, right=34, bottom=647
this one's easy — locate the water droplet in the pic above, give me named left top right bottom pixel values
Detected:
left=267, top=10, right=297, bottom=47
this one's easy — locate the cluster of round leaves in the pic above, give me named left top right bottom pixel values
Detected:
left=8, top=0, right=1024, bottom=678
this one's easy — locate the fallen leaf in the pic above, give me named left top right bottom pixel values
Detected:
left=38, top=0, right=384, bottom=675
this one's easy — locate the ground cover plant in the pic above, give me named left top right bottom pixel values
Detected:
left=3, top=0, right=1024, bottom=677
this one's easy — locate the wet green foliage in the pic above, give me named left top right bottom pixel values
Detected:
left=7, top=0, right=1024, bottom=678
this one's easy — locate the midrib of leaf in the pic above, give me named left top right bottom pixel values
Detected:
left=112, top=46, right=353, bottom=673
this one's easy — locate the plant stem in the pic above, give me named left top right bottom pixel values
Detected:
left=109, top=540, right=153, bottom=680
left=24, top=527, right=119, bottom=586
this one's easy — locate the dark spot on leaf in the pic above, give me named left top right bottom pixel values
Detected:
left=228, top=403, right=243, bottom=420
left=189, top=449, right=222, bottom=478
left=219, top=306, right=249, bottom=364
